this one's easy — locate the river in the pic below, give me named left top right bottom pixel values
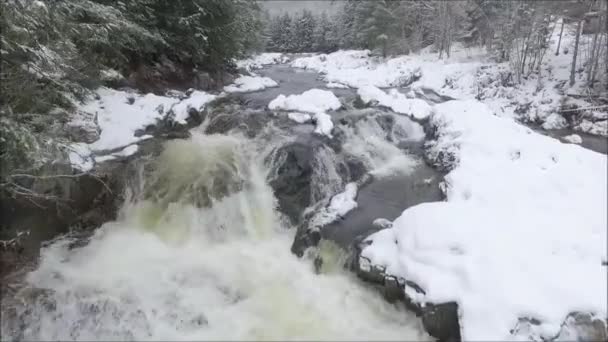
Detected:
left=1, top=65, right=432, bottom=341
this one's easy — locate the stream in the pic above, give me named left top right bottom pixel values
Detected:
left=1, top=61, right=605, bottom=341
left=0, top=64, right=437, bottom=341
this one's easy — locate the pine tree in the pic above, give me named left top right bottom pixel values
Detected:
left=313, top=12, right=331, bottom=52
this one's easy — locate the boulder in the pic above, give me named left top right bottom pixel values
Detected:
left=352, top=239, right=462, bottom=342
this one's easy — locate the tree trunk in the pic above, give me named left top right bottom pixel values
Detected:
left=570, top=19, right=584, bottom=86
left=555, top=19, right=565, bottom=56
left=588, top=10, right=604, bottom=86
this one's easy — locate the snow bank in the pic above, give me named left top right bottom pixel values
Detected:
left=94, top=144, right=139, bottom=163
left=563, top=134, right=582, bottom=144
left=70, top=87, right=216, bottom=171
left=171, top=90, right=217, bottom=124
left=287, top=112, right=312, bottom=124
left=236, top=53, right=288, bottom=71
left=268, top=89, right=341, bottom=114
left=268, top=89, right=341, bottom=138
left=223, top=75, right=278, bottom=93
left=292, top=49, right=479, bottom=94
left=357, top=86, right=433, bottom=120
left=292, top=50, right=422, bottom=89
left=362, top=100, right=607, bottom=340
left=326, top=82, right=349, bottom=89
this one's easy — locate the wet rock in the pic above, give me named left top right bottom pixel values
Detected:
left=290, top=228, right=321, bottom=257
left=352, top=239, right=462, bottom=342
left=422, top=302, right=461, bottom=342
left=268, top=140, right=317, bottom=224
left=204, top=99, right=271, bottom=138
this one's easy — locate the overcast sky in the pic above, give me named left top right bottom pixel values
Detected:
left=260, top=0, right=341, bottom=15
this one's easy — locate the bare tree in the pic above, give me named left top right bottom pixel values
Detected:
left=570, top=18, right=584, bottom=86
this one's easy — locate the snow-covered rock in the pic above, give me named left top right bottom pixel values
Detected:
left=268, top=89, right=341, bottom=138
left=268, top=89, right=341, bottom=114
left=313, top=112, right=334, bottom=138
left=577, top=119, right=608, bottom=136
left=326, top=82, right=349, bottom=89
left=357, top=86, right=433, bottom=120
left=236, top=53, right=287, bottom=71
left=328, top=182, right=358, bottom=218
left=70, top=87, right=217, bottom=171
left=542, top=113, right=568, bottom=130
left=223, top=75, right=278, bottom=93
left=287, top=112, right=312, bottom=124
left=563, top=134, right=583, bottom=144
left=362, top=99, right=607, bottom=340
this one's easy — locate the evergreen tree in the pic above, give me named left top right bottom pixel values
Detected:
left=277, top=13, right=293, bottom=52
left=313, top=12, right=331, bottom=52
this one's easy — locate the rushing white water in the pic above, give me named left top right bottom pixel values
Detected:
left=2, top=133, right=428, bottom=341
left=342, top=115, right=422, bottom=177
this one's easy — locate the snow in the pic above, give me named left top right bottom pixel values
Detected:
left=361, top=99, right=607, bottom=340
left=69, top=87, right=216, bottom=170
left=68, top=143, right=94, bottom=172
left=171, top=90, right=217, bottom=124
left=291, top=49, right=479, bottom=94
left=542, top=113, right=568, bottom=130
left=287, top=112, right=312, bottom=124
left=292, top=21, right=607, bottom=137
left=236, top=53, right=287, bottom=71
left=268, top=89, right=342, bottom=114
left=310, top=182, right=359, bottom=227
left=94, top=144, right=139, bottom=164
left=326, top=82, right=349, bottom=89
left=563, top=134, right=583, bottom=144
left=357, top=86, right=433, bottom=120
left=223, top=75, right=278, bottom=93
left=313, top=112, right=334, bottom=138
left=327, top=182, right=358, bottom=217
left=268, top=89, right=340, bottom=138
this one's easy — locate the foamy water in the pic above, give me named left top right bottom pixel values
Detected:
left=2, top=133, right=428, bottom=341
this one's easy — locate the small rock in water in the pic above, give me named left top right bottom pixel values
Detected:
left=372, top=218, right=393, bottom=229
left=563, top=134, right=582, bottom=144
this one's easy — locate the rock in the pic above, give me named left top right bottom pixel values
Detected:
left=352, top=238, right=462, bottom=342
left=267, top=140, right=317, bottom=224
left=372, top=218, right=393, bottom=229
left=290, top=228, right=321, bottom=257
left=563, top=134, right=583, bottom=144
left=66, top=111, right=100, bottom=144
left=421, top=302, right=461, bottom=342
left=195, top=72, right=213, bottom=90
left=555, top=312, right=607, bottom=342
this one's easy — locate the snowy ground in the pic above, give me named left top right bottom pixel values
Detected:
left=291, top=20, right=607, bottom=136
left=68, top=88, right=218, bottom=170
left=361, top=100, right=607, bottom=340
left=224, top=75, right=278, bottom=93
left=236, top=52, right=290, bottom=72
left=68, top=70, right=282, bottom=171
left=284, top=20, right=607, bottom=340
